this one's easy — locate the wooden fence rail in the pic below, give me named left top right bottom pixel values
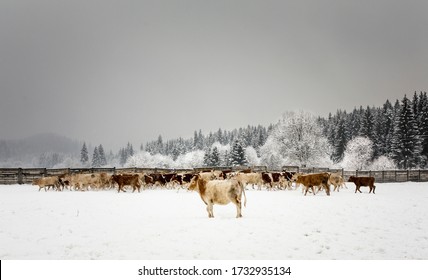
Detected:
left=1, top=166, right=428, bottom=185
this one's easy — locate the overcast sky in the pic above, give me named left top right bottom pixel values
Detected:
left=1, top=0, right=427, bottom=151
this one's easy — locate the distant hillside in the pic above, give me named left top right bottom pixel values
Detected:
left=0, top=133, right=81, bottom=167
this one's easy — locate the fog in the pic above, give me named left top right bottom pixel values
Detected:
left=1, top=0, right=427, bottom=150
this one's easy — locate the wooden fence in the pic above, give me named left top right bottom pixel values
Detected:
left=1, top=166, right=428, bottom=185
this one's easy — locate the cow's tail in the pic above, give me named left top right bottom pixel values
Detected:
left=238, top=180, right=247, bottom=207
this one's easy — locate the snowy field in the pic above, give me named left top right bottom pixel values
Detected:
left=1, top=182, right=428, bottom=260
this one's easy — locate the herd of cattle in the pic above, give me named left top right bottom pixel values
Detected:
left=31, top=169, right=376, bottom=195
left=31, top=170, right=376, bottom=218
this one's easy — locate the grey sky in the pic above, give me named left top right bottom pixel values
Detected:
left=1, top=0, right=427, bottom=151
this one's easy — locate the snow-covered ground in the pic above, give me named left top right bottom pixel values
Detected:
left=1, top=182, right=427, bottom=260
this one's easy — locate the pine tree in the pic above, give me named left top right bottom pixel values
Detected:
left=418, top=92, right=428, bottom=167
left=119, top=148, right=127, bottom=166
left=332, top=115, right=347, bottom=163
left=230, top=140, right=247, bottom=166
left=92, top=146, right=100, bottom=167
left=210, top=146, right=220, bottom=166
left=98, top=144, right=107, bottom=166
left=80, top=142, right=89, bottom=166
left=127, top=142, right=134, bottom=157
left=359, top=106, right=375, bottom=142
left=391, top=95, right=422, bottom=168
left=203, top=148, right=212, bottom=166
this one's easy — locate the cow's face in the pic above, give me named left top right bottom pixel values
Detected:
left=348, top=176, right=355, bottom=182
left=290, top=173, right=300, bottom=182
left=187, top=174, right=200, bottom=191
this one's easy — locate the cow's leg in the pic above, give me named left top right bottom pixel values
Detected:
left=325, top=184, right=330, bottom=196
left=206, top=202, right=214, bottom=218
left=235, top=201, right=242, bottom=218
left=355, top=185, right=361, bottom=193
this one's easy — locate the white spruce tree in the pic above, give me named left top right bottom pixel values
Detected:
left=98, top=144, right=107, bottom=166
left=127, top=142, right=134, bottom=157
left=391, top=95, right=422, bottom=169
left=80, top=142, right=89, bottom=166
left=230, top=140, right=247, bottom=166
left=210, top=146, right=220, bottom=166
left=333, top=115, right=347, bottom=163
left=418, top=92, right=428, bottom=167
left=203, top=148, right=212, bottom=166
left=359, top=106, right=375, bottom=142
left=92, top=146, right=100, bottom=167
left=119, top=148, right=127, bottom=166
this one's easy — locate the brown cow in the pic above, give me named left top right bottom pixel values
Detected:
left=293, top=173, right=331, bottom=196
left=188, top=174, right=247, bottom=218
left=32, top=176, right=61, bottom=192
left=111, top=174, right=141, bottom=193
left=348, top=176, right=376, bottom=194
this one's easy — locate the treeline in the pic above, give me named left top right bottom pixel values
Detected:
left=143, top=125, right=272, bottom=160
left=321, top=91, right=428, bottom=169
left=3, top=92, right=426, bottom=169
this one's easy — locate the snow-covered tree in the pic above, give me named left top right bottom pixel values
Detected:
left=370, top=156, right=397, bottom=170
left=125, top=151, right=174, bottom=168
left=265, top=111, right=332, bottom=167
left=391, top=95, right=422, bottom=169
left=98, top=144, right=107, bottom=166
left=203, top=148, right=212, bottom=166
left=210, top=146, right=220, bottom=166
left=244, top=146, right=260, bottom=166
left=373, top=100, right=395, bottom=158
left=341, top=136, right=373, bottom=170
left=332, top=114, right=348, bottom=163
left=80, top=142, right=89, bottom=166
left=174, top=150, right=205, bottom=168
left=230, top=140, right=247, bottom=166
left=38, top=152, right=63, bottom=168
left=211, top=142, right=231, bottom=166
left=92, top=146, right=100, bottom=167
left=259, top=137, right=284, bottom=169
left=359, top=106, right=375, bottom=142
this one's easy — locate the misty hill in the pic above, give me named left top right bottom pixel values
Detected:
left=0, top=133, right=81, bottom=167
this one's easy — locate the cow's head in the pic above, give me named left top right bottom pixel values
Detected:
left=187, top=174, right=201, bottom=191
left=290, top=173, right=301, bottom=182
left=348, top=176, right=356, bottom=182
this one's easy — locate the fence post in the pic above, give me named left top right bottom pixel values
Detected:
left=419, top=170, right=421, bottom=182
left=382, top=171, right=385, bottom=183
left=407, top=169, right=409, bottom=182
left=17, top=168, right=23, bottom=185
